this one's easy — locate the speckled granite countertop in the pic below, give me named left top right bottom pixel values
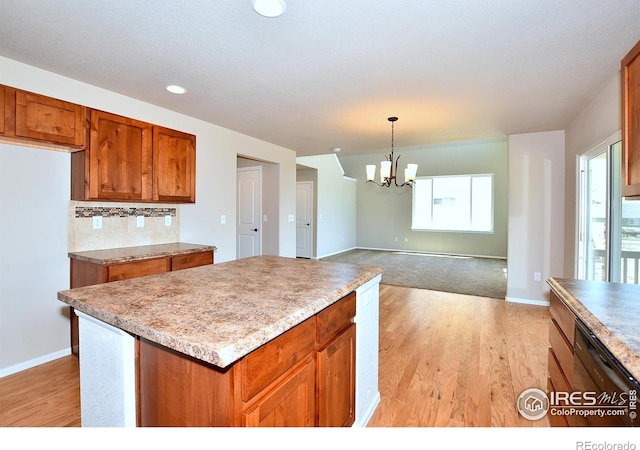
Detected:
left=547, top=277, right=640, bottom=381
left=68, top=242, right=217, bottom=264
left=57, top=255, right=382, bottom=368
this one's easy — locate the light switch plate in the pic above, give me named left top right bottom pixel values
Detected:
left=220, top=215, right=226, bottom=225
left=136, top=216, right=144, bottom=228
left=92, top=216, right=103, bottom=229
left=288, top=215, right=295, bottom=222
left=164, top=215, right=172, bottom=226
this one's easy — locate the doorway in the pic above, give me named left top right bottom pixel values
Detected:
left=296, top=181, right=313, bottom=258
left=577, top=132, right=639, bottom=284
left=237, top=166, right=262, bottom=259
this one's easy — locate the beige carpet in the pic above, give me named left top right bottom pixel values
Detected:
left=321, top=249, right=507, bottom=299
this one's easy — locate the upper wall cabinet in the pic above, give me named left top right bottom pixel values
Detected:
left=71, top=110, right=196, bottom=203
left=153, top=126, right=196, bottom=203
left=622, top=40, right=640, bottom=198
left=1, top=85, right=87, bottom=149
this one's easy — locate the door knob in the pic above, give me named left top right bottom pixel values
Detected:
left=251, top=228, right=258, bottom=232
left=306, top=223, right=310, bottom=226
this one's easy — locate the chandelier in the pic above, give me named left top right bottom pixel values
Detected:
left=366, top=117, right=418, bottom=188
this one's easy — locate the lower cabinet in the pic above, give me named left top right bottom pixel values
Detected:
left=547, top=289, right=577, bottom=427
left=317, top=324, right=356, bottom=427
left=69, top=249, right=214, bottom=355
left=138, top=292, right=357, bottom=427
left=243, top=356, right=317, bottom=427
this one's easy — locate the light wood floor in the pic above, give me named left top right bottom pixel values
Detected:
left=0, top=284, right=550, bottom=427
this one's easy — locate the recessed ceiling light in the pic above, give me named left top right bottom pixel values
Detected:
left=333, top=147, right=341, bottom=153
left=252, top=0, right=286, bottom=18
left=166, top=84, right=187, bottom=95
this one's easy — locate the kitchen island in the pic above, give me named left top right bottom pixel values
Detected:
left=57, top=255, right=382, bottom=427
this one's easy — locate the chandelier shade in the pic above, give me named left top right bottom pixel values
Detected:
left=365, top=117, right=417, bottom=188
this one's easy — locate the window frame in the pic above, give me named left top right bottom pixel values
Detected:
left=411, top=173, right=495, bottom=233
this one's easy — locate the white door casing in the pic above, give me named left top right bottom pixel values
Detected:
left=296, top=181, right=313, bottom=258
left=237, top=166, right=262, bottom=259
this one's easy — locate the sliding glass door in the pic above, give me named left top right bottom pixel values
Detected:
left=578, top=133, right=640, bottom=284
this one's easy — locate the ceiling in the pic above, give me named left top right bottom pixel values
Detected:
left=1, top=1, right=639, bottom=157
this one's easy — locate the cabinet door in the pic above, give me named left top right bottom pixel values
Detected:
left=153, top=126, right=196, bottom=203
left=317, top=323, right=356, bottom=427
left=171, top=251, right=213, bottom=271
left=622, top=40, right=640, bottom=197
left=243, top=356, right=316, bottom=427
left=14, top=89, right=86, bottom=147
left=88, top=110, right=153, bottom=200
left=107, top=257, right=170, bottom=282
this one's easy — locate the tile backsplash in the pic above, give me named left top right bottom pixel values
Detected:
left=68, top=201, right=180, bottom=252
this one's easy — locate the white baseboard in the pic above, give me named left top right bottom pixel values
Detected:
left=355, top=246, right=507, bottom=260
left=0, top=348, right=71, bottom=379
left=506, top=296, right=549, bottom=307
left=317, top=246, right=357, bottom=260
left=352, top=391, right=381, bottom=427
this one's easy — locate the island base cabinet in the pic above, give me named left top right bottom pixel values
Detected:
left=242, top=356, right=316, bottom=427
left=317, top=324, right=356, bottom=427
left=137, top=293, right=357, bottom=427
left=138, top=339, right=237, bottom=427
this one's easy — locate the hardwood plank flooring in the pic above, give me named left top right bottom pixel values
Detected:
left=367, top=285, right=550, bottom=427
left=0, top=354, right=80, bottom=427
left=0, top=285, right=550, bottom=427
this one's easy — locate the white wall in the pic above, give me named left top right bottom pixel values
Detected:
left=0, top=144, right=71, bottom=375
left=507, top=131, right=565, bottom=305
left=0, top=56, right=298, bottom=374
left=296, top=154, right=357, bottom=258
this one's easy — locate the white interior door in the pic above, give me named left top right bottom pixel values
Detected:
left=237, top=166, right=262, bottom=259
left=296, top=181, right=313, bottom=258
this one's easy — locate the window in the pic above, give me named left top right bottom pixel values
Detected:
left=411, top=174, right=494, bottom=232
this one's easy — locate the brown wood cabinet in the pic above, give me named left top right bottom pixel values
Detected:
left=622, top=39, right=640, bottom=198
left=69, top=249, right=213, bottom=355
left=72, top=110, right=153, bottom=201
left=1, top=84, right=87, bottom=149
left=71, top=110, right=196, bottom=203
left=153, top=126, right=196, bottom=203
left=138, top=292, right=356, bottom=427
left=547, top=289, right=577, bottom=427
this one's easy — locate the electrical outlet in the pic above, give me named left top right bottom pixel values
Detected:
left=220, top=215, right=226, bottom=225
left=288, top=215, right=295, bottom=222
left=164, top=215, right=172, bottom=226
left=136, top=216, right=144, bottom=228
left=92, top=216, right=102, bottom=229
left=534, top=272, right=541, bottom=281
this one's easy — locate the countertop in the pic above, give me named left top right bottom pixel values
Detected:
left=547, top=277, right=640, bottom=381
left=57, top=255, right=382, bottom=368
left=68, top=242, right=217, bottom=264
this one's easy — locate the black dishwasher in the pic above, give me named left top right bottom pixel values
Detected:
left=572, top=319, right=638, bottom=426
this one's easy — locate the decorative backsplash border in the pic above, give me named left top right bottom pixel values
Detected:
left=75, top=206, right=177, bottom=218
